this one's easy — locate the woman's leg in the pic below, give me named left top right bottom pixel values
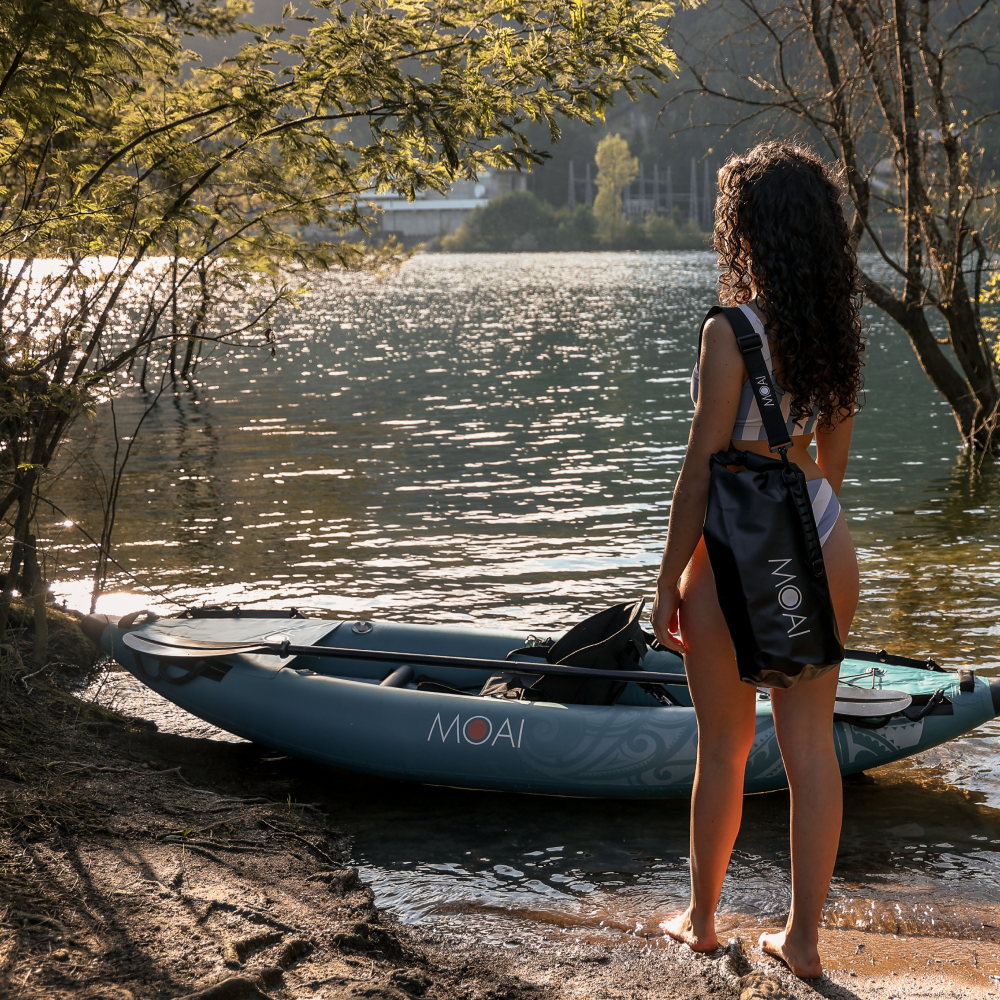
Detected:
left=663, top=538, right=757, bottom=951
left=760, top=513, right=859, bottom=978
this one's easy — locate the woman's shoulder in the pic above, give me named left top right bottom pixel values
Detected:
left=700, top=308, right=741, bottom=356
left=698, top=308, right=746, bottom=377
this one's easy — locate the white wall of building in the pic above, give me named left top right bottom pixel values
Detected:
left=369, top=172, right=528, bottom=239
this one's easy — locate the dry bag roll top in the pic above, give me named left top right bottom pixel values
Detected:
left=700, top=306, right=844, bottom=688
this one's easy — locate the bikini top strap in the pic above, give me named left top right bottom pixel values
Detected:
left=699, top=305, right=792, bottom=453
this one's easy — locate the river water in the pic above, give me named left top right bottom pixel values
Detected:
left=49, top=251, right=1000, bottom=939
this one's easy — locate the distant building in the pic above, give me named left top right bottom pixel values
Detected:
left=368, top=171, right=528, bottom=240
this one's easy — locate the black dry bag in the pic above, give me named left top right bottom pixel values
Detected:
left=700, top=306, right=844, bottom=688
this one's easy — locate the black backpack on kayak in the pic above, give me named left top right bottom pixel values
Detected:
left=480, top=599, right=653, bottom=706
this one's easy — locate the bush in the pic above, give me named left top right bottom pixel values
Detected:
left=552, top=204, right=599, bottom=249
left=642, top=213, right=712, bottom=250
left=441, top=191, right=557, bottom=251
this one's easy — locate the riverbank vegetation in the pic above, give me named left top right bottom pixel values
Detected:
left=441, top=134, right=709, bottom=253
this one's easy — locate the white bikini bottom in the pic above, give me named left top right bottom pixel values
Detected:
left=807, top=478, right=841, bottom=547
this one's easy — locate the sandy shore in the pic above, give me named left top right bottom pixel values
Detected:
left=0, top=703, right=737, bottom=1000
left=2, top=613, right=998, bottom=999
left=410, top=907, right=1000, bottom=1000
left=5, top=717, right=996, bottom=1000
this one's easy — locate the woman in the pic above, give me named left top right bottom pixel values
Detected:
left=651, top=142, right=863, bottom=980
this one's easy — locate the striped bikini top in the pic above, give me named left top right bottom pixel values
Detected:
left=690, top=303, right=819, bottom=441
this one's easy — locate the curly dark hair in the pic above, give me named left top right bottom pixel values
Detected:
left=714, top=142, right=864, bottom=429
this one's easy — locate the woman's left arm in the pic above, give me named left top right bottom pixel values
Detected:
left=814, top=414, right=853, bottom=493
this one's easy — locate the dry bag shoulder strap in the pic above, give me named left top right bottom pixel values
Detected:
left=700, top=306, right=792, bottom=453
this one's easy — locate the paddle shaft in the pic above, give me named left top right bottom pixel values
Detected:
left=123, top=634, right=689, bottom=686
left=282, top=643, right=689, bottom=685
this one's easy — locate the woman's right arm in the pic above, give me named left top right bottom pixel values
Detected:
left=650, top=315, right=746, bottom=651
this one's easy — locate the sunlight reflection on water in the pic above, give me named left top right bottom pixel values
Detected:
left=47, top=252, right=1000, bottom=661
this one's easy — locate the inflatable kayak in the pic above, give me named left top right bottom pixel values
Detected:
left=81, top=609, right=1000, bottom=799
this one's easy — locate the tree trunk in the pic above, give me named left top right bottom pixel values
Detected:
left=0, top=467, right=37, bottom=643
left=23, top=534, right=47, bottom=669
left=861, top=274, right=982, bottom=436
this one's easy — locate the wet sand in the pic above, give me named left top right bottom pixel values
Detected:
left=413, top=908, right=1000, bottom=1000
left=726, top=924, right=1000, bottom=999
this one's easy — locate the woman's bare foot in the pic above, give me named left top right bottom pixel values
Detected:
left=759, top=930, right=823, bottom=979
left=661, top=911, right=719, bottom=952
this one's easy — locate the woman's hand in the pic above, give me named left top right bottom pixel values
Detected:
left=651, top=582, right=686, bottom=654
